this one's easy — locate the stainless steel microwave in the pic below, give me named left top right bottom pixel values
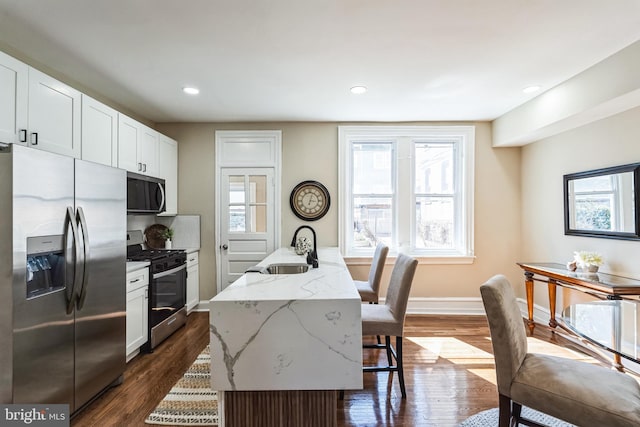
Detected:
left=127, top=172, right=166, bottom=215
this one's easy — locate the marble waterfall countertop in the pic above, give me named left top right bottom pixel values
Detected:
left=209, top=247, right=363, bottom=391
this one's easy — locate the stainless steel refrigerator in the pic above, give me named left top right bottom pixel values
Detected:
left=0, top=144, right=126, bottom=414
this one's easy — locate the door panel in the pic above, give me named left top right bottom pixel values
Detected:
left=74, top=159, right=126, bottom=410
left=220, top=168, right=274, bottom=290
left=81, top=95, right=118, bottom=166
left=0, top=52, right=27, bottom=145
left=11, top=146, right=75, bottom=409
left=28, top=68, right=81, bottom=158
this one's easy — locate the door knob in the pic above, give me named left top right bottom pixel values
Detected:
left=221, top=244, right=228, bottom=250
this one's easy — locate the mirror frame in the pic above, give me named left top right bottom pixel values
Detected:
left=564, top=163, right=640, bottom=240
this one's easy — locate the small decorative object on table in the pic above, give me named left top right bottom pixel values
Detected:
left=162, top=228, right=174, bottom=249
left=573, top=251, right=603, bottom=273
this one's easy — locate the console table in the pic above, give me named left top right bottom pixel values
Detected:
left=562, top=300, right=640, bottom=365
left=517, top=263, right=640, bottom=369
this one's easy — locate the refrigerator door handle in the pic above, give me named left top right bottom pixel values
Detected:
left=65, top=206, right=81, bottom=315
left=76, top=207, right=90, bottom=310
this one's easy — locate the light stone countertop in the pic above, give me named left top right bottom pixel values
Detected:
left=209, top=247, right=363, bottom=391
left=126, top=261, right=149, bottom=273
left=212, top=247, right=360, bottom=301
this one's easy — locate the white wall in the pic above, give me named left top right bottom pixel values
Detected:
left=521, top=106, right=640, bottom=308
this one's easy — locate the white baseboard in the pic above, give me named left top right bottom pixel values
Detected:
left=403, top=296, right=552, bottom=318
left=404, top=297, right=485, bottom=315
left=193, top=297, right=544, bottom=318
left=190, top=300, right=210, bottom=313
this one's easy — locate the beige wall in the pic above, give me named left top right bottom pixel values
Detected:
left=157, top=121, right=522, bottom=302
left=521, top=106, right=640, bottom=308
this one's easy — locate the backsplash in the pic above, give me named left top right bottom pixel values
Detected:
left=127, top=214, right=200, bottom=250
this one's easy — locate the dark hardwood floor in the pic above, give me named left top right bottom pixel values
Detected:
left=72, top=312, right=209, bottom=427
left=71, top=312, right=614, bottom=427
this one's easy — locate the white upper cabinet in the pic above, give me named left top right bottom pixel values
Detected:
left=118, top=114, right=159, bottom=176
left=118, top=114, right=141, bottom=172
left=140, top=125, right=159, bottom=177
left=158, top=134, right=178, bottom=216
left=27, top=68, right=81, bottom=158
left=81, top=95, right=118, bottom=166
left=0, top=51, right=28, bottom=145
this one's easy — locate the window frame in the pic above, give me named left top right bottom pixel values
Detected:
left=338, top=125, right=475, bottom=264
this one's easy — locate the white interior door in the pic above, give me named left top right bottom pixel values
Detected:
left=219, top=168, right=275, bottom=290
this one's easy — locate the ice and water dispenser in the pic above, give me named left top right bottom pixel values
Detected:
left=26, top=235, right=66, bottom=299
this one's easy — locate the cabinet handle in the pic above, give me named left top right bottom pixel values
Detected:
left=31, top=132, right=38, bottom=145
left=143, top=163, right=147, bottom=173
left=19, top=129, right=27, bottom=143
left=138, top=162, right=142, bottom=171
left=189, top=258, right=196, bottom=262
left=130, top=278, right=141, bottom=284
left=145, top=289, right=148, bottom=299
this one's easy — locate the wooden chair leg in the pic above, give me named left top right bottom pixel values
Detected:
left=498, top=393, right=512, bottom=427
left=396, top=336, right=406, bottom=398
left=511, top=402, right=522, bottom=427
left=385, top=336, right=393, bottom=366
left=375, top=301, right=381, bottom=344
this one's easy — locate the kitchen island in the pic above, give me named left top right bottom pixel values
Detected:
left=209, top=247, right=363, bottom=427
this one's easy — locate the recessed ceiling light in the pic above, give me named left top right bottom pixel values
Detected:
left=183, top=86, right=200, bottom=95
left=350, top=86, right=367, bottom=94
left=522, top=85, right=541, bottom=94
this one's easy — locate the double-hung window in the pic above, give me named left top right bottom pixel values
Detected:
left=339, top=126, right=475, bottom=262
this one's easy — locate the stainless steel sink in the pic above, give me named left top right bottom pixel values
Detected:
left=264, top=263, right=309, bottom=274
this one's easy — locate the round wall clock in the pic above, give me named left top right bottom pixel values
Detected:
left=290, top=180, right=331, bottom=221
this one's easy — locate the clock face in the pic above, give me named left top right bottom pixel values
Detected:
left=290, top=180, right=331, bottom=221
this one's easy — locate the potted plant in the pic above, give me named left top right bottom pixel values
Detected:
left=573, top=251, right=603, bottom=272
left=162, top=228, right=174, bottom=249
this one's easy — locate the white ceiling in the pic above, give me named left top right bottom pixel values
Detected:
left=1, top=0, right=639, bottom=124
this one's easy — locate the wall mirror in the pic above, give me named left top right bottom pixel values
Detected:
left=564, top=163, right=640, bottom=240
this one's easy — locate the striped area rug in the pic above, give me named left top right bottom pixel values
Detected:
left=145, top=345, right=218, bottom=426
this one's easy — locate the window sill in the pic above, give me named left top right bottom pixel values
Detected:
left=345, top=255, right=476, bottom=266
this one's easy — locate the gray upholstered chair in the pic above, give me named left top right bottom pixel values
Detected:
left=361, top=253, right=418, bottom=398
left=480, top=275, right=640, bottom=427
left=354, top=243, right=389, bottom=303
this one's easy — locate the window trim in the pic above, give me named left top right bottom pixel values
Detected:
left=338, top=125, right=475, bottom=263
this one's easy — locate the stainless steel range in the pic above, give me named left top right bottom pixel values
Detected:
left=127, top=231, right=187, bottom=351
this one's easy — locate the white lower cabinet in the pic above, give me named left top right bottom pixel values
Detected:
left=186, top=251, right=199, bottom=313
left=126, top=267, right=149, bottom=361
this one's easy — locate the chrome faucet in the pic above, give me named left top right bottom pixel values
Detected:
left=290, top=225, right=318, bottom=268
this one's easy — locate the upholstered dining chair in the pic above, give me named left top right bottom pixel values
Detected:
left=360, top=253, right=418, bottom=398
left=480, top=275, right=640, bottom=427
left=354, top=243, right=389, bottom=303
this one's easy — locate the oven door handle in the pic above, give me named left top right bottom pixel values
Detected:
left=153, top=263, right=187, bottom=279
